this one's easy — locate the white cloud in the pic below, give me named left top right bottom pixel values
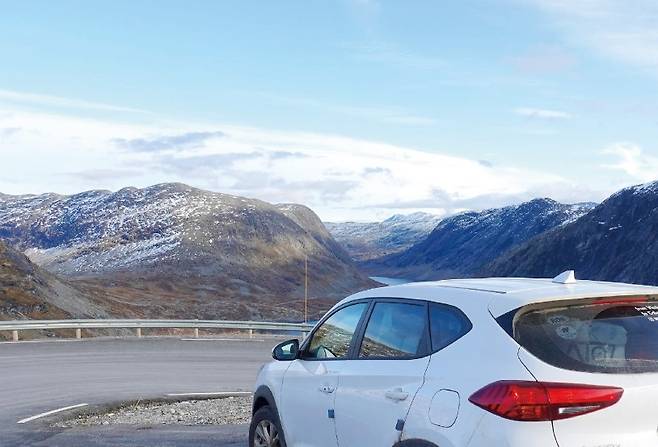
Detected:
left=332, top=104, right=437, bottom=126
left=602, top=143, right=658, bottom=182
left=0, top=89, right=147, bottom=114
left=345, top=0, right=381, bottom=35
left=527, top=0, right=658, bottom=73
left=510, top=45, right=577, bottom=74
left=233, top=91, right=438, bottom=127
left=343, top=41, right=446, bottom=70
left=515, top=107, right=572, bottom=120
left=0, top=104, right=584, bottom=221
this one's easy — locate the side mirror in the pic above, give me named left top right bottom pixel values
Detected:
left=272, top=338, right=300, bottom=361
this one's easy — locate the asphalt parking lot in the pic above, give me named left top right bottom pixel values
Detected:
left=0, top=337, right=278, bottom=447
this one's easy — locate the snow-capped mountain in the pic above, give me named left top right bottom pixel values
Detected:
left=325, top=212, right=442, bottom=261
left=0, top=184, right=374, bottom=320
left=484, top=181, right=658, bottom=285
left=363, top=198, right=596, bottom=280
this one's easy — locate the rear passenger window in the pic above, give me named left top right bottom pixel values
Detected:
left=429, top=302, right=472, bottom=352
left=359, top=302, right=427, bottom=359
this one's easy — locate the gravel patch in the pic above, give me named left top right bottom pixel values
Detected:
left=54, top=396, right=252, bottom=427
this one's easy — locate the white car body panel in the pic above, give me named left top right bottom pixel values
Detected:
left=255, top=360, right=289, bottom=407
left=401, top=302, right=557, bottom=447
left=280, top=360, right=340, bottom=447
left=334, top=357, right=430, bottom=446
left=518, top=348, right=658, bottom=447
left=428, top=389, right=459, bottom=427
left=253, top=277, right=658, bottom=447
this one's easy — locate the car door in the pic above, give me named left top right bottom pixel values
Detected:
left=279, top=301, right=369, bottom=447
left=333, top=299, right=431, bottom=447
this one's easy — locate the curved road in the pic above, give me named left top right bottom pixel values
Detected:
left=1, top=337, right=279, bottom=447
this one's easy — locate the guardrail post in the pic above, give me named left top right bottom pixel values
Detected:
left=249, top=328, right=254, bottom=339
left=75, top=328, right=82, bottom=339
left=136, top=327, right=142, bottom=338
left=12, top=330, right=18, bottom=342
left=194, top=328, right=199, bottom=338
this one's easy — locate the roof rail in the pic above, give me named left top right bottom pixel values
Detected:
left=552, top=270, right=576, bottom=284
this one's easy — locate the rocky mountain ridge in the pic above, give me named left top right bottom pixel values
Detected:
left=0, top=240, right=106, bottom=322
left=0, top=183, right=374, bottom=320
left=362, top=198, right=596, bottom=280
left=483, top=181, right=658, bottom=285
left=325, top=212, right=442, bottom=261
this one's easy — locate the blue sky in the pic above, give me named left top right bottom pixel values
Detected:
left=1, top=0, right=657, bottom=220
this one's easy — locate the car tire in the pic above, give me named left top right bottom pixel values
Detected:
left=249, top=405, right=287, bottom=447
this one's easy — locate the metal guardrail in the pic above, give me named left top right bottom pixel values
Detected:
left=0, top=319, right=314, bottom=341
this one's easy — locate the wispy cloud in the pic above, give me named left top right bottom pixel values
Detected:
left=332, top=104, right=437, bottom=126
left=113, top=131, right=225, bottom=152
left=345, top=0, right=382, bottom=34
left=0, top=127, right=21, bottom=138
left=515, top=107, right=572, bottom=120
left=238, top=91, right=437, bottom=127
left=602, top=143, right=658, bottom=182
left=155, top=152, right=265, bottom=174
left=510, top=45, right=577, bottom=74
left=0, top=89, right=147, bottom=114
left=0, top=107, right=577, bottom=221
left=527, top=0, right=658, bottom=73
left=64, top=168, right=146, bottom=182
left=344, top=41, right=446, bottom=70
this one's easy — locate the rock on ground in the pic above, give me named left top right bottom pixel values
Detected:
left=54, top=396, right=252, bottom=427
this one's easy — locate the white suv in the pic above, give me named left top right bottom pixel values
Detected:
left=250, top=272, right=658, bottom=447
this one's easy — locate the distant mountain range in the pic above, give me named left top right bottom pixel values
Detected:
left=0, top=183, right=374, bottom=321
left=4, top=178, right=658, bottom=324
left=483, top=182, right=658, bottom=284
left=324, top=212, right=442, bottom=261
left=358, top=199, right=597, bottom=280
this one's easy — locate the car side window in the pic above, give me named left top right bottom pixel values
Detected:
left=429, top=302, right=472, bottom=352
left=304, top=302, right=368, bottom=360
left=359, top=302, right=427, bottom=359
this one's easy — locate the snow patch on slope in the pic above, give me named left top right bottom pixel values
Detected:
left=0, top=183, right=275, bottom=274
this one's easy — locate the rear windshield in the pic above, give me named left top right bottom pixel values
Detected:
left=511, top=296, right=658, bottom=374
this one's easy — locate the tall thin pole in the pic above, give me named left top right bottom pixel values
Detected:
left=304, top=255, right=308, bottom=324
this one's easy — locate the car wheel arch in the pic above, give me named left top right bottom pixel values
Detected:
left=394, top=440, right=439, bottom=447
left=253, top=385, right=278, bottom=415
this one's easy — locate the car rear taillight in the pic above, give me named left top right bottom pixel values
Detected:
left=468, top=381, right=623, bottom=421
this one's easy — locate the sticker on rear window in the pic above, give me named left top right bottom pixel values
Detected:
left=555, top=323, right=579, bottom=340
left=547, top=314, right=570, bottom=326
left=635, top=305, right=658, bottom=322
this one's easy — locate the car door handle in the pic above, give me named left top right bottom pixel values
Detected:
left=319, top=385, right=335, bottom=394
left=385, top=388, right=409, bottom=401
